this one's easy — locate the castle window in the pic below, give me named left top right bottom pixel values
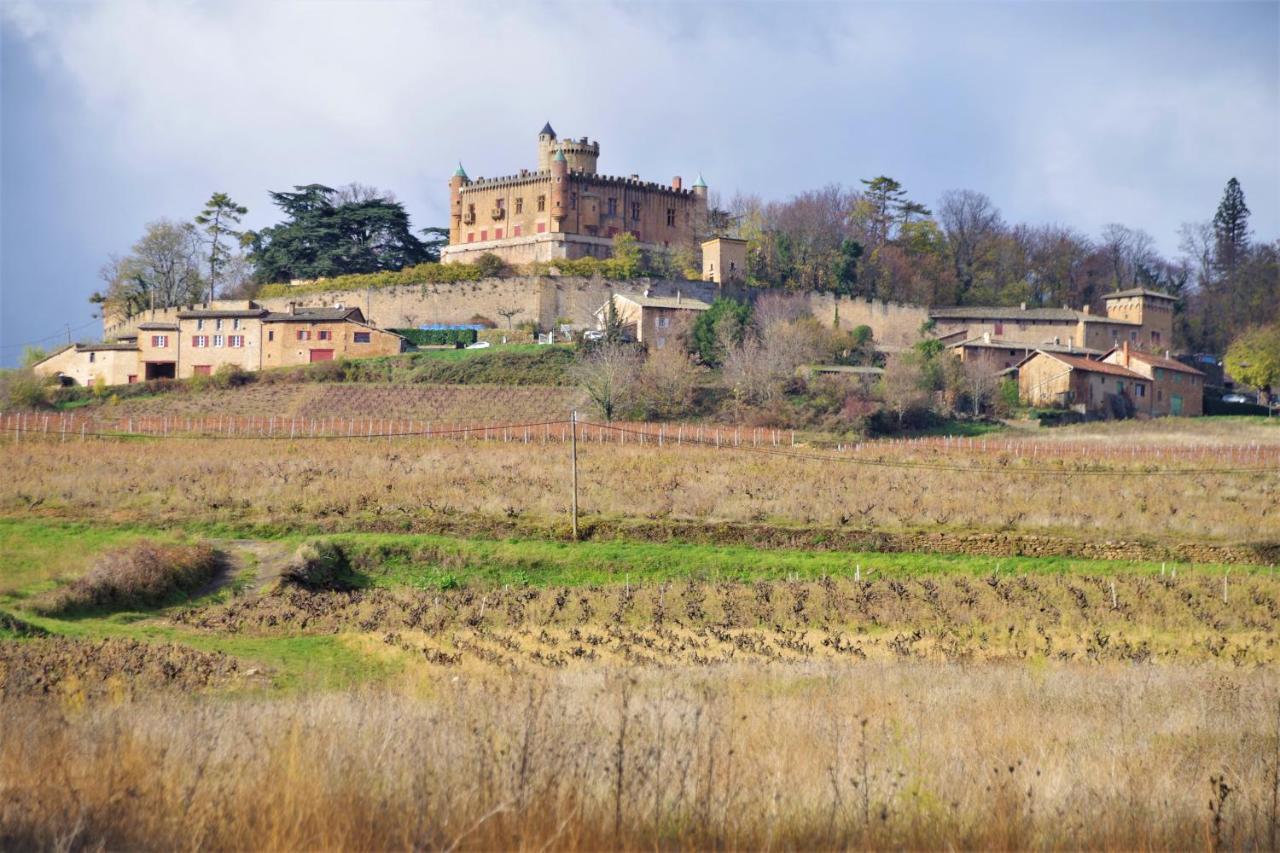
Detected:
left=607, top=198, right=617, bottom=216
left=537, top=195, right=546, bottom=212
left=480, top=230, right=488, bottom=241
left=667, top=208, right=675, bottom=226
left=495, top=228, right=503, bottom=239
left=631, top=202, right=640, bottom=220
left=515, top=198, right=523, bottom=214
left=513, top=225, right=522, bottom=237
left=1152, top=331, right=1161, bottom=344
left=571, top=192, right=577, bottom=210
left=467, top=232, right=475, bottom=243
left=537, top=222, right=546, bottom=234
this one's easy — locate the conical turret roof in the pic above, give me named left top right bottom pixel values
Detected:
left=539, top=121, right=556, bottom=138
left=453, top=162, right=468, bottom=179
left=692, top=173, right=708, bottom=189
left=553, top=145, right=567, bottom=163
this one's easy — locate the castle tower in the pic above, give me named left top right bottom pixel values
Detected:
left=1102, top=288, right=1177, bottom=352
left=550, top=146, right=569, bottom=228
left=448, top=162, right=469, bottom=245
left=536, top=122, right=558, bottom=171
left=691, top=173, right=710, bottom=239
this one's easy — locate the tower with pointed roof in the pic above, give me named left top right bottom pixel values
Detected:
left=443, top=123, right=708, bottom=266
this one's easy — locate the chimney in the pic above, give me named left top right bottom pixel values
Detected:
left=672, top=176, right=683, bottom=191
left=643, top=288, right=651, bottom=298
left=982, top=332, right=991, bottom=344
left=1020, top=302, right=1027, bottom=311
left=1082, top=304, right=1091, bottom=315
left=290, top=302, right=299, bottom=316
left=1122, top=340, right=1130, bottom=367
left=676, top=290, right=682, bottom=305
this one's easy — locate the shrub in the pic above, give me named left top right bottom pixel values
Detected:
left=282, top=541, right=356, bottom=590
left=213, top=364, right=255, bottom=389
left=469, top=314, right=497, bottom=329
left=256, top=262, right=483, bottom=299
left=410, top=347, right=576, bottom=385
left=472, top=252, right=508, bottom=278
left=393, top=328, right=478, bottom=347
left=38, top=541, right=222, bottom=615
left=1, top=369, right=49, bottom=410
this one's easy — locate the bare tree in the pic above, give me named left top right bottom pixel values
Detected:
left=636, top=342, right=703, bottom=418
left=938, top=190, right=1004, bottom=302
left=496, top=307, right=522, bottom=330
left=752, top=292, right=811, bottom=335
left=879, top=352, right=930, bottom=427
left=571, top=343, right=642, bottom=421
left=334, top=182, right=397, bottom=205
left=962, top=357, right=1000, bottom=417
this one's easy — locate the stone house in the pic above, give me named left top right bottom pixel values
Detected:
left=32, top=342, right=140, bottom=387
left=950, top=333, right=1102, bottom=375
left=595, top=292, right=710, bottom=348
left=702, top=237, right=747, bottom=284
left=1102, top=343, right=1204, bottom=417
left=931, top=289, right=1175, bottom=355
left=261, top=306, right=405, bottom=367
left=1018, top=350, right=1153, bottom=417
left=442, top=123, right=708, bottom=265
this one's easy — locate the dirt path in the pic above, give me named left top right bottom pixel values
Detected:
left=202, top=540, right=295, bottom=597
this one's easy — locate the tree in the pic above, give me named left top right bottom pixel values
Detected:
left=1224, top=323, right=1280, bottom=403
left=194, top=192, right=248, bottom=304
left=21, top=346, right=47, bottom=368
left=496, top=306, right=522, bottom=329
left=419, top=226, right=450, bottom=263
left=602, top=295, right=626, bottom=344
left=248, top=184, right=431, bottom=282
left=938, top=190, right=1004, bottom=302
left=571, top=342, right=642, bottom=421
left=606, top=233, right=642, bottom=279
left=878, top=352, right=930, bottom=427
left=1213, top=177, right=1250, bottom=277
left=689, top=298, right=751, bottom=367
left=94, top=219, right=205, bottom=316
left=636, top=342, right=702, bottom=418
left=831, top=239, right=863, bottom=296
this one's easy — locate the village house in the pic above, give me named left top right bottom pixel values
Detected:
left=32, top=341, right=141, bottom=387
left=595, top=291, right=710, bottom=348
left=1102, top=343, right=1205, bottom=416
left=931, top=289, right=1176, bottom=356
left=1017, top=350, right=1154, bottom=418
left=33, top=301, right=405, bottom=386
left=949, top=333, right=1102, bottom=375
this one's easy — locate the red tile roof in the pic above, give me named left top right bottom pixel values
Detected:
left=1120, top=350, right=1204, bottom=376
left=1040, top=351, right=1150, bottom=380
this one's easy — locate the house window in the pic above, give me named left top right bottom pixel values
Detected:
left=318, top=330, right=332, bottom=341
left=1136, top=384, right=1146, bottom=397
left=88, top=352, right=95, bottom=363
left=191, top=335, right=209, bottom=348
left=354, top=332, right=371, bottom=343
left=128, top=375, right=137, bottom=384
left=657, top=316, right=670, bottom=329
left=607, top=198, right=617, bottom=216
left=196, top=319, right=204, bottom=331
left=229, top=335, right=244, bottom=348
left=667, top=208, right=675, bottom=226
left=268, top=330, right=275, bottom=342
left=152, top=335, right=168, bottom=348
left=515, top=197, right=523, bottom=214
left=215, top=319, right=223, bottom=331
left=233, top=319, right=241, bottom=330
left=656, top=336, right=667, bottom=349
left=631, top=201, right=641, bottom=220
left=1130, top=330, right=1138, bottom=343
left=537, top=195, right=546, bottom=212
left=537, top=222, right=546, bottom=234
left=994, top=321, right=1004, bottom=335
left=213, top=334, right=225, bottom=348
left=1152, top=330, right=1161, bottom=344
left=297, top=330, right=311, bottom=341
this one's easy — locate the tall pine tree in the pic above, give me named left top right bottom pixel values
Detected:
left=1212, top=177, right=1250, bottom=276
left=195, top=193, right=249, bottom=305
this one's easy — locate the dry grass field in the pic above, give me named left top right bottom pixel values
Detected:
left=2, top=427, right=1277, bottom=544
left=2, top=415, right=1279, bottom=849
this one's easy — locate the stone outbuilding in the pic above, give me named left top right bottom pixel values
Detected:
left=1102, top=343, right=1204, bottom=416
left=595, top=291, right=710, bottom=349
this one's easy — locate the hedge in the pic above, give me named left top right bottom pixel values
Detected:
left=257, top=262, right=484, bottom=298
left=393, top=328, right=478, bottom=347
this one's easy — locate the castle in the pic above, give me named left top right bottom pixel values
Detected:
left=441, top=123, right=709, bottom=266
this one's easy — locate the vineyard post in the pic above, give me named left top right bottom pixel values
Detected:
left=570, top=410, right=579, bottom=542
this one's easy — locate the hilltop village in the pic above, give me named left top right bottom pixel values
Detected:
left=32, top=122, right=1218, bottom=421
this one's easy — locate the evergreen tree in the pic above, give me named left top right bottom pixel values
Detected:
left=248, top=184, right=430, bottom=283
left=1213, top=177, right=1250, bottom=276
left=194, top=193, right=249, bottom=304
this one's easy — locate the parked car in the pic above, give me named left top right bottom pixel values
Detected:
left=583, top=330, right=605, bottom=341
left=1222, top=392, right=1252, bottom=404
left=466, top=340, right=491, bottom=349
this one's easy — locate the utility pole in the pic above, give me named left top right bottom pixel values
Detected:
left=570, top=410, right=579, bottom=541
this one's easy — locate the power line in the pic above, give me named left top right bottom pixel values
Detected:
left=0, top=318, right=101, bottom=351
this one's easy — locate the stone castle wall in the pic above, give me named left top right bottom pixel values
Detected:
left=103, top=279, right=932, bottom=348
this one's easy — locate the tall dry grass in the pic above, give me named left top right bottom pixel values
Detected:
left=1, top=663, right=1277, bottom=850
left=35, top=541, right=221, bottom=615
left=2, top=436, right=1276, bottom=542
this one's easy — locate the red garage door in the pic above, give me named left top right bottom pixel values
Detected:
left=309, top=349, right=334, bottom=362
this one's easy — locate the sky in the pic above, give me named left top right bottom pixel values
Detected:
left=1, top=0, right=1277, bottom=366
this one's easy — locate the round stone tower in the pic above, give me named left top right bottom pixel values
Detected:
left=536, top=122, right=599, bottom=174
left=448, top=162, right=469, bottom=244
